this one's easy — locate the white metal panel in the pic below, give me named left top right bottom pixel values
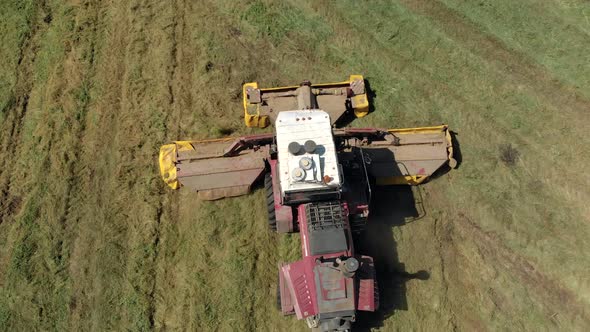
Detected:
left=275, top=110, right=341, bottom=195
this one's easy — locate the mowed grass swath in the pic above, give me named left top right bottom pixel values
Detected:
left=0, top=0, right=589, bottom=331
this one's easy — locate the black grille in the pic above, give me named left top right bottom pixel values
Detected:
left=306, top=201, right=346, bottom=233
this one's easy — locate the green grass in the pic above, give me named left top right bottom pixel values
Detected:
left=0, top=0, right=35, bottom=124
left=441, top=0, right=590, bottom=94
left=0, top=0, right=589, bottom=331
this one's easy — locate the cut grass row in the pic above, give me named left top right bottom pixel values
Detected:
left=0, top=0, right=101, bottom=329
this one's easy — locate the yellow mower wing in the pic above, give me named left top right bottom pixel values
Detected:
left=335, top=125, right=456, bottom=185
left=365, top=125, right=456, bottom=185
left=243, top=75, right=369, bottom=128
left=158, top=135, right=273, bottom=200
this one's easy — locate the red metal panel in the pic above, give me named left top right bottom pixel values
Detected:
left=315, top=265, right=356, bottom=313
left=297, top=204, right=312, bottom=257
left=270, top=159, right=294, bottom=233
left=356, top=256, right=377, bottom=312
left=282, top=261, right=319, bottom=319
left=279, top=265, right=295, bottom=315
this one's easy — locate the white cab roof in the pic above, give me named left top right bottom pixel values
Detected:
left=275, top=110, right=341, bottom=194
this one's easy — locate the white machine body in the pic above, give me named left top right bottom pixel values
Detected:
left=275, top=110, right=341, bottom=196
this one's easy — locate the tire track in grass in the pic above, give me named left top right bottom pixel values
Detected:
left=147, top=0, right=182, bottom=328
left=47, top=1, right=103, bottom=329
left=0, top=1, right=105, bottom=329
left=452, top=206, right=590, bottom=327
left=0, top=2, right=59, bottom=329
left=109, top=0, right=183, bottom=329
left=152, top=0, right=195, bottom=328
left=66, top=0, right=158, bottom=327
left=432, top=214, right=459, bottom=330
left=86, top=17, right=161, bottom=326
left=0, top=0, right=49, bottom=224
left=0, top=2, right=46, bottom=294
left=56, top=0, right=101, bottom=236
left=66, top=1, right=131, bottom=329
left=33, top=0, right=104, bottom=328
left=30, top=1, right=104, bottom=328
left=427, top=185, right=589, bottom=329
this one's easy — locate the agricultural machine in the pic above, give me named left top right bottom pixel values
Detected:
left=159, top=76, right=456, bottom=331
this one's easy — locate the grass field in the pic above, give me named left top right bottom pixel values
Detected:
left=1, top=0, right=589, bottom=330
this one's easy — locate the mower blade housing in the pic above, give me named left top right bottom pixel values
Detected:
left=363, top=125, right=456, bottom=185
left=159, top=137, right=270, bottom=200
left=242, top=75, right=369, bottom=128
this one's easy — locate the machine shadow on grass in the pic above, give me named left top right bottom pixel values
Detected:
left=449, top=130, right=462, bottom=169
left=353, top=185, right=430, bottom=331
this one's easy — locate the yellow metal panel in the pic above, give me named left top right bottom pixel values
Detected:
left=349, top=74, right=369, bottom=118
left=387, top=124, right=448, bottom=134
left=243, top=82, right=269, bottom=128
left=159, top=143, right=182, bottom=189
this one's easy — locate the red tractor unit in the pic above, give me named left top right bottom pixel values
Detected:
left=159, top=76, right=456, bottom=331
